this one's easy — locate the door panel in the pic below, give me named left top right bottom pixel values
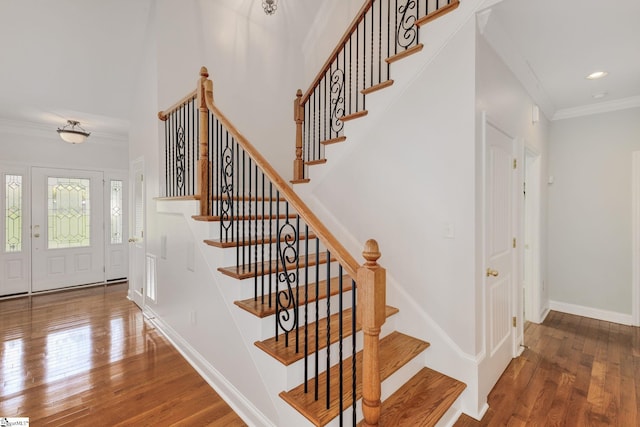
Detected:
left=105, top=175, right=128, bottom=281
left=483, top=120, right=516, bottom=387
left=31, top=168, right=104, bottom=292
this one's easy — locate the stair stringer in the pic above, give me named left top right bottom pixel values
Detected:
left=299, top=0, right=493, bottom=186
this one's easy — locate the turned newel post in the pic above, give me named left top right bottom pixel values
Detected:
left=357, top=239, right=386, bottom=427
left=197, top=66, right=210, bottom=216
left=293, top=89, right=304, bottom=181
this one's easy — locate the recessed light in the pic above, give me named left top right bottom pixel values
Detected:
left=586, top=71, right=608, bottom=80
left=592, top=92, right=608, bottom=99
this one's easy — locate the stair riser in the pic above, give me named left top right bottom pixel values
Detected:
left=217, top=239, right=331, bottom=268
left=236, top=264, right=348, bottom=300
left=257, top=290, right=355, bottom=340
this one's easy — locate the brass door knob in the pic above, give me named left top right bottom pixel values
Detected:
left=128, top=238, right=138, bottom=243
left=486, top=268, right=499, bottom=277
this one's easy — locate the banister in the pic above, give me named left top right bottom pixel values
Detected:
left=201, top=74, right=360, bottom=278
left=301, top=0, right=374, bottom=104
left=158, top=89, right=198, bottom=121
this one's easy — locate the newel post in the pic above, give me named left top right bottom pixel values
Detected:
left=357, top=239, right=386, bottom=427
left=197, top=66, right=210, bottom=216
left=293, top=89, right=304, bottom=181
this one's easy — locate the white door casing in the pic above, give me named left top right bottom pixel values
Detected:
left=128, top=159, right=145, bottom=308
left=31, top=167, right=105, bottom=292
left=480, top=115, right=517, bottom=397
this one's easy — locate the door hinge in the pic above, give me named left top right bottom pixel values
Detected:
left=513, top=158, right=517, bottom=169
left=513, top=237, right=517, bottom=248
left=512, top=316, right=517, bottom=327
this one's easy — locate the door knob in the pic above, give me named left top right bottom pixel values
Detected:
left=128, top=237, right=138, bottom=243
left=486, top=268, right=499, bottom=277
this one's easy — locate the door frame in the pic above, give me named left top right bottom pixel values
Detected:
left=128, top=158, right=146, bottom=308
left=632, top=152, right=640, bottom=326
left=523, top=147, right=543, bottom=325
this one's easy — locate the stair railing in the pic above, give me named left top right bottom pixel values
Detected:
left=159, top=67, right=387, bottom=425
left=293, top=0, right=460, bottom=181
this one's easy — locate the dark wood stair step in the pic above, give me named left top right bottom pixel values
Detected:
left=234, top=275, right=353, bottom=318
left=192, top=213, right=297, bottom=222
left=363, top=367, right=466, bottom=427
left=204, top=233, right=317, bottom=249
left=255, top=305, right=399, bottom=366
left=218, top=252, right=335, bottom=280
left=280, top=331, right=430, bottom=426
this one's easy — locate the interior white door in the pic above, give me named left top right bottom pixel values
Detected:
left=0, top=167, right=30, bottom=296
left=128, top=160, right=145, bottom=308
left=31, top=168, right=105, bottom=292
left=483, top=120, right=516, bottom=389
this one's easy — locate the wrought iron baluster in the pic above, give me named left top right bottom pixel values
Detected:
left=261, top=173, right=266, bottom=304
left=351, top=278, right=357, bottom=425
left=397, top=0, right=417, bottom=50
left=269, top=182, right=274, bottom=308
left=314, top=237, right=320, bottom=401
left=326, top=250, right=331, bottom=410
left=330, top=66, right=345, bottom=135
left=304, top=223, right=310, bottom=393
left=275, top=190, right=281, bottom=340
left=221, top=130, right=234, bottom=242
left=338, top=267, right=344, bottom=426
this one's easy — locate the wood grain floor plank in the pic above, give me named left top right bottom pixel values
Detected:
left=0, top=283, right=246, bottom=426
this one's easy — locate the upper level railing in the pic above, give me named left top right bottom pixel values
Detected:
left=293, top=0, right=460, bottom=181
left=158, top=67, right=387, bottom=426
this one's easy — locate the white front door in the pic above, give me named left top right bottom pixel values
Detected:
left=31, top=167, right=105, bottom=292
left=481, top=118, right=517, bottom=393
left=0, top=166, right=30, bottom=296
left=128, top=160, right=145, bottom=308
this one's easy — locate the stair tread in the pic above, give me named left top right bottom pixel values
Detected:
left=386, top=43, right=424, bottom=64
left=364, top=367, right=466, bottom=427
left=219, top=252, right=336, bottom=280
left=416, top=0, right=460, bottom=27
left=234, top=275, right=353, bottom=318
left=320, top=136, right=347, bottom=146
left=280, top=331, right=430, bottom=426
left=256, top=305, right=399, bottom=366
left=192, top=213, right=297, bottom=222
left=361, top=79, right=394, bottom=95
left=205, top=233, right=317, bottom=248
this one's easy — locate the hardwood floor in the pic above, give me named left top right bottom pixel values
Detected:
left=455, top=311, right=640, bottom=426
left=0, top=283, right=246, bottom=426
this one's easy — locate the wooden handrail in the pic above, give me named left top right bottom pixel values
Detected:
left=201, top=70, right=360, bottom=278
left=301, top=0, right=374, bottom=104
left=158, top=89, right=198, bottom=121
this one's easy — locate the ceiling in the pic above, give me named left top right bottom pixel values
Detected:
left=486, top=0, right=640, bottom=119
left=0, top=0, right=638, bottom=140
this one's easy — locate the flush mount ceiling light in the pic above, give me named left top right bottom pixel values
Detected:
left=586, top=71, right=608, bottom=80
left=263, top=0, right=277, bottom=15
left=57, top=120, right=91, bottom=144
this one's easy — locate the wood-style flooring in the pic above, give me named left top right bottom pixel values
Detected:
left=455, top=310, right=640, bottom=426
left=0, top=283, right=246, bottom=426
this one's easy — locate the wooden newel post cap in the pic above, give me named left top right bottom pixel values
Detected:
left=362, top=239, right=381, bottom=267
left=200, top=66, right=209, bottom=78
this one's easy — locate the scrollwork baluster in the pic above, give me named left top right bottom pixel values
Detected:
left=396, top=0, right=417, bottom=49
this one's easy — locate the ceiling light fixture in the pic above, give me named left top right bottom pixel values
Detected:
left=57, top=120, right=91, bottom=144
left=263, top=0, right=277, bottom=15
left=586, top=71, right=608, bottom=80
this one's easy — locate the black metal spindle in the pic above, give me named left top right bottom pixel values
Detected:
left=351, top=278, right=357, bottom=425
left=295, top=214, right=300, bottom=354
left=326, top=250, right=331, bottom=410
left=304, top=223, right=310, bottom=393
left=379, top=0, right=383, bottom=85
left=338, top=267, right=344, bottom=425
left=261, top=173, right=266, bottom=304
left=275, top=190, right=281, bottom=340
left=269, top=182, right=273, bottom=307
left=314, top=237, right=320, bottom=400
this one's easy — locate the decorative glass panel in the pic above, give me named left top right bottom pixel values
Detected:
left=48, top=177, right=91, bottom=249
left=5, top=175, right=22, bottom=252
left=110, top=180, right=123, bottom=244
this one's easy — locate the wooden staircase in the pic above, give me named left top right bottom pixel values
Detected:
left=187, top=206, right=466, bottom=425
left=292, top=0, right=460, bottom=184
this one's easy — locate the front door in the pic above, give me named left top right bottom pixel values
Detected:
left=482, top=118, right=516, bottom=392
left=31, top=167, right=105, bottom=292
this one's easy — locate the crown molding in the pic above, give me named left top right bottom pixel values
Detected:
left=552, top=95, right=640, bottom=121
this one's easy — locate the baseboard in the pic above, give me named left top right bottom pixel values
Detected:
left=146, top=311, right=275, bottom=427
left=549, top=300, right=633, bottom=326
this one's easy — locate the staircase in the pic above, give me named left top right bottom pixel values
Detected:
left=155, top=1, right=470, bottom=425
left=193, top=196, right=465, bottom=426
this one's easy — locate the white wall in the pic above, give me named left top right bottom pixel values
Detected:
left=548, top=107, right=640, bottom=317
left=0, top=125, right=128, bottom=171
left=475, top=33, right=550, bottom=324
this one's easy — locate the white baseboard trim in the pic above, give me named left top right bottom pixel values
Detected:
left=549, top=300, right=633, bottom=326
left=146, top=311, right=275, bottom=427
